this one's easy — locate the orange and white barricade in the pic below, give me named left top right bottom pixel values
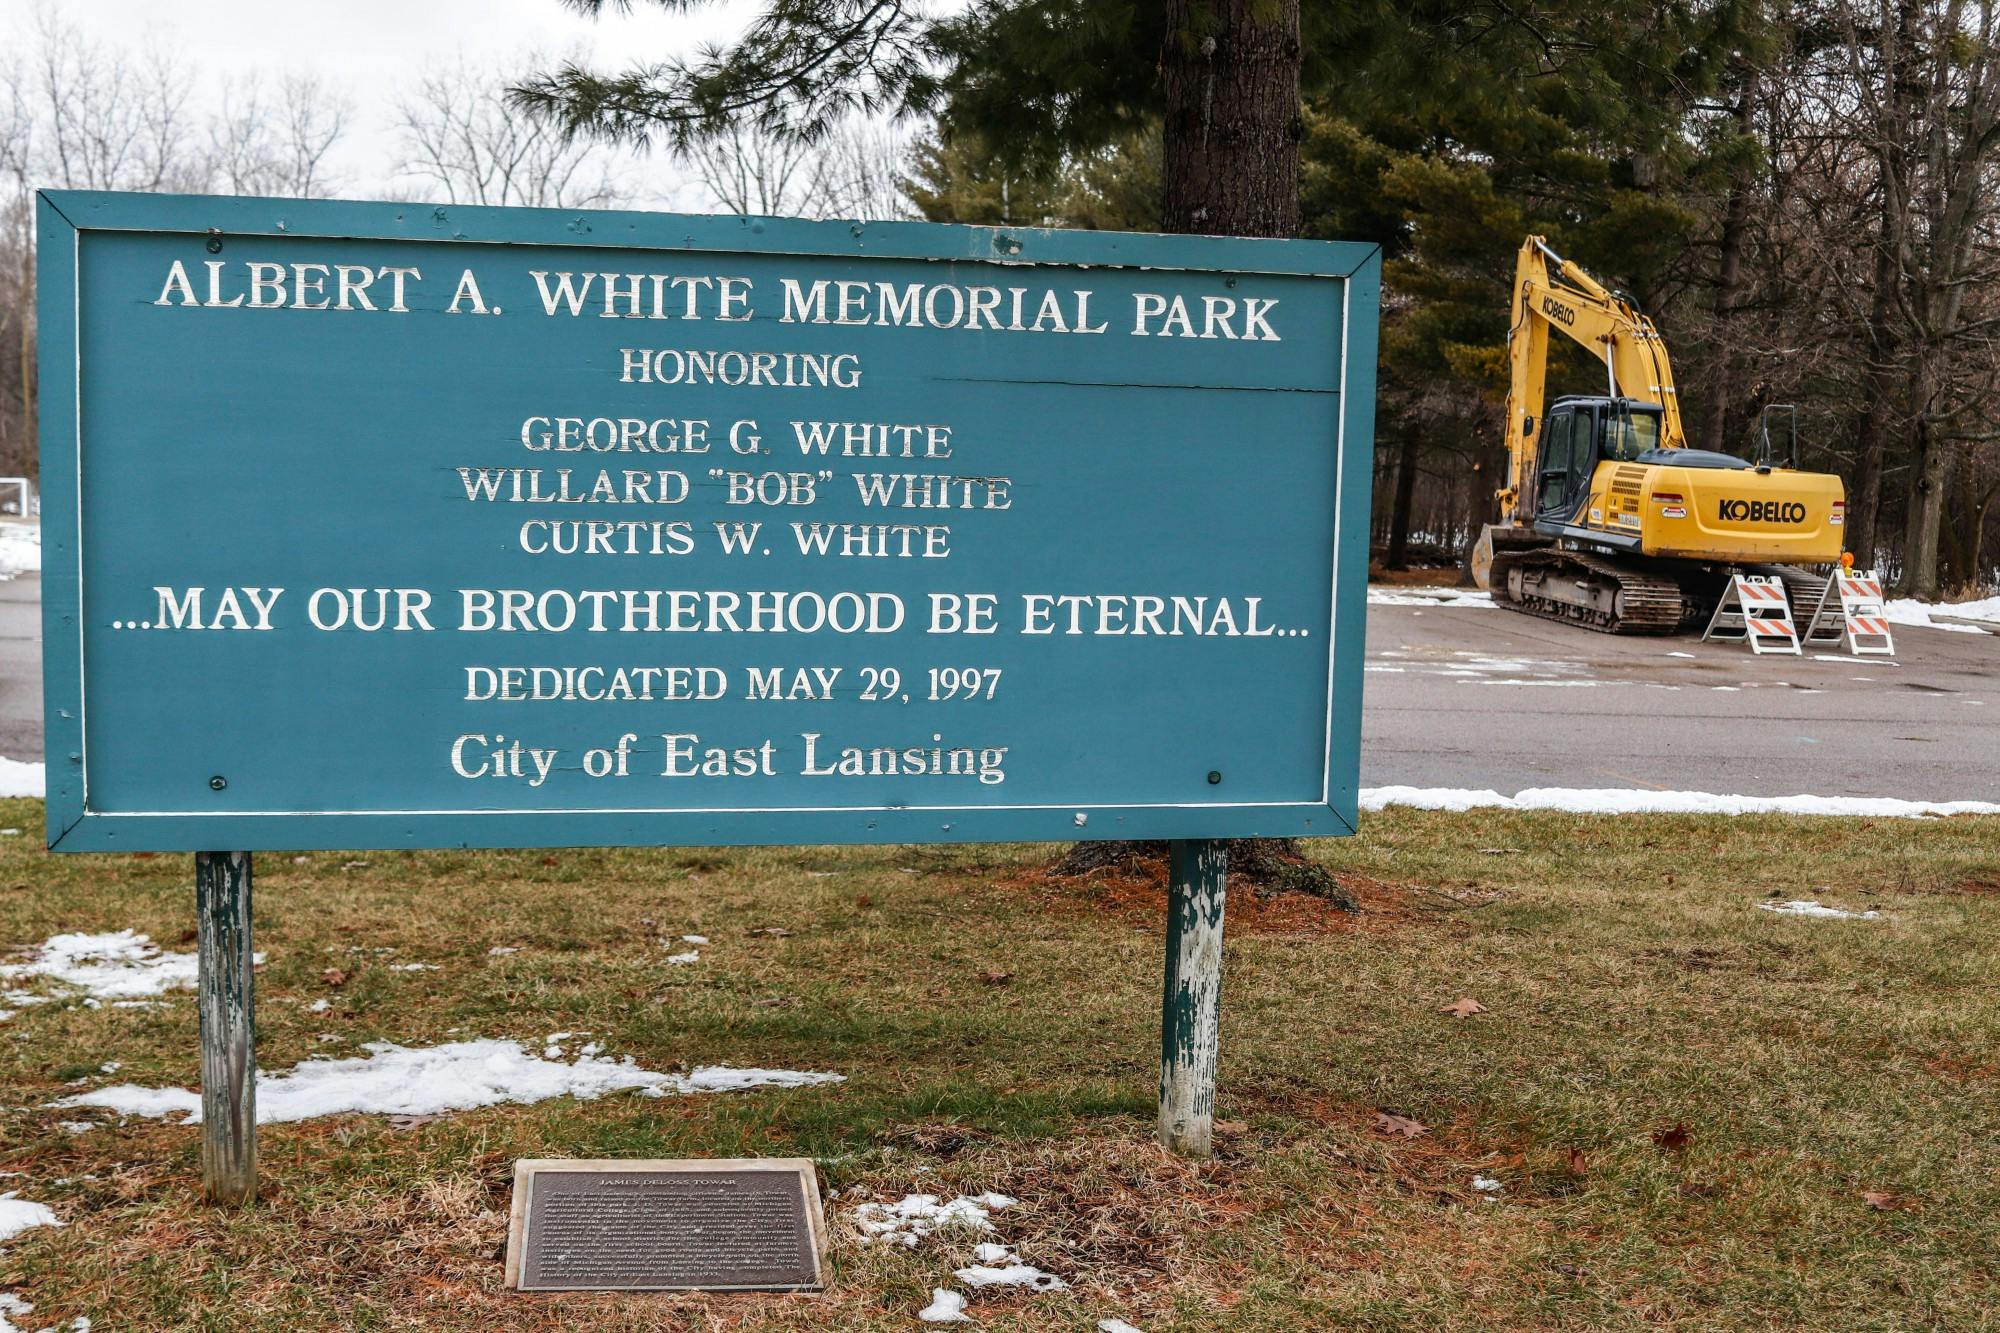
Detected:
left=1834, top=570, right=1895, bottom=655
left=1704, top=574, right=1800, bottom=655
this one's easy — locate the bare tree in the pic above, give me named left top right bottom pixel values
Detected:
left=393, top=57, right=627, bottom=208
left=208, top=75, right=351, bottom=198
left=678, top=118, right=908, bottom=219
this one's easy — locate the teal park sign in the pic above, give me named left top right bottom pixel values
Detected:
left=37, top=191, right=1379, bottom=852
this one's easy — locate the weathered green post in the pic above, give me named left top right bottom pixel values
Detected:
left=196, top=850, right=257, bottom=1205
left=1159, top=839, right=1227, bottom=1156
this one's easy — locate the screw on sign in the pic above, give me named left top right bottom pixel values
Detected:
left=37, top=191, right=1381, bottom=1200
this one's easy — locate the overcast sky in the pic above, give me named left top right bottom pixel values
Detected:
left=0, top=0, right=760, bottom=207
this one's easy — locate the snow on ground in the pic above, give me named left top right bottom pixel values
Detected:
left=1367, top=585, right=1495, bottom=608
left=1881, top=598, right=1992, bottom=634
left=1361, top=786, right=2000, bottom=818
left=918, top=1289, right=969, bottom=1323
left=851, top=1192, right=1014, bottom=1246
left=0, top=1194, right=59, bottom=1244
left=1758, top=900, right=1880, bottom=920
left=0, top=1294, right=83, bottom=1333
left=0, top=524, right=39, bottom=580
left=852, top=1191, right=1079, bottom=1319
left=0, top=931, right=239, bottom=1002
left=56, top=1038, right=843, bottom=1125
left=955, top=1261, right=1067, bottom=1291
left=0, top=760, right=41, bottom=800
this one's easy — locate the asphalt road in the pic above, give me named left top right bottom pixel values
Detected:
left=0, top=575, right=39, bottom=763
left=1361, top=593, right=2000, bottom=800
left=0, top=575, right=1993, bottom=800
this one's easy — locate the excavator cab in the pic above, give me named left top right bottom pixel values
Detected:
left=1532, top=396, right=1663, bottom=523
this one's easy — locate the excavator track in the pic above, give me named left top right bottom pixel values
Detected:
left=1746, top=563, right=1830, bottom=621
left=1486, top=548, right=1688, bottom=635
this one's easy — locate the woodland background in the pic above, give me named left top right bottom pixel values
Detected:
left=4, top=2, right=1997, bottom=598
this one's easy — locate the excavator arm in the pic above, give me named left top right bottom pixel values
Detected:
left=1499, top=237, right=1685, bottom=526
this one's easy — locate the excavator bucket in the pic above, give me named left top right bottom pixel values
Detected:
left=1468, top=523, right=1550, bottom=591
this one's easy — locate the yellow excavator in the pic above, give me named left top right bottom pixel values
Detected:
left=1469, top=236, right=1847, bottom=633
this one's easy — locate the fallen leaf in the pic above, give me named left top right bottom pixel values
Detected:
left=1651, top=1122, right=1692, bottom=1152
left=981, top=968, right=1013, bottom=986
left=387, top=1113, right=444, bottom=1132
left=541, top=855, right=558, bottom=867
left=1373, top=1111, right=1428, bottom=1138
left=321, top=967, right=348, bottom=988
left=1440, top=997, right=1486, bottom=1018
left=1568, top=1146, right=1589, bottom=1175
left=1213, top=1119, right=1248, bottom=1135
left=854, top=894, right=874, bottom=908
left=1862, top=1190, right=1906, bottom=1211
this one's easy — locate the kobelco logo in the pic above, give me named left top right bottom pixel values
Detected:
left=1718, top=499, right=1807, bottom=524
left=1541, top=295, right=1577, bottom=327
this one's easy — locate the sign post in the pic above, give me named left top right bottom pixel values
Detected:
left=38, top=191, right=1379, bottom=1193
left=195, top=849, right=257, bottom=1203
left=1159, top=839, right=1227, bottom=1155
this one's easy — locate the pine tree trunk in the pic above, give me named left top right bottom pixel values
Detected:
left=1160, top=0, right=1301, bottom=238
left=1897, top=408, right=1949, bottom=599
left=1701, top=69, right=1759, bottom=456
left=1048, top=0, right=1341, bottom=905
left=1385, top=432, right=1420, bottom=569
left=1851, top=0, right=1920, bottom=571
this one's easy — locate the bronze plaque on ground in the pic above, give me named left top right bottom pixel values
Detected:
left=505, top=1158, right=826, bottom=1292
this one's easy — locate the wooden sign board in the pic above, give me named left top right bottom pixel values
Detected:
left=37, top=190, right=1379, bottom=853
left=505, top=1158, right=826, bottom=1292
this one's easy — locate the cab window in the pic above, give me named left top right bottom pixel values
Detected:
left=1603, top=411, right=1659, bottom=462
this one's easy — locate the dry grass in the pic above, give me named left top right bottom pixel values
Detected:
left=1, top=798, right=1997, bottom=1330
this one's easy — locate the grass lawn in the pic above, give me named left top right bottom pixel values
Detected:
left=1, top=797, right=1997, bottom=1331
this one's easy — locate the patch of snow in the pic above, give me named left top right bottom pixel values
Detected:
left=1099, top=1321, right=1146, bottom=1333
left=486, top=946, right=519, bottom=956
left=680, top=934, right=709, bottom=945
left=955, top=1262, right=1067, bottom=1291
left=664, top=950, right=700, bottom=965
left=385, top=963, right=437, bottom=972
left=851, top=1192, right=1013, bottom=1246
left=56, top=1122, right=95, bottom=1136
left=0, top=525, right=40, bottom=579
left=0, top=760, right=42, bottom=800
left=0, top=1192, right=59, bottom=1243
left=1472, top=1174, right=1503, bottom=1193
left=1667, top=651, right=1696, bottom=659
left=56, top=1039, right=843, bottom=1125
left=1360, top=786, right=2000, bottom=818
left=1758, top=900, right=1880, bottom=920
left=1367, top=586, right=1495, bottom=609
left=918, top=1289, right=969, bottom=1323
left=306, top=999, right=331, bottom=1013
left=0, top=931, right=256, bottom=1001
left=971, top=1242, right=1013, bottom=1264
left=1880, top=598, right=1992, bottom=633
